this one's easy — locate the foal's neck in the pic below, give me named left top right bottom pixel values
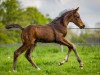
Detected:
left=63, top=14, right=71, bottom=27
left=55, top=15, right=71, bottom=36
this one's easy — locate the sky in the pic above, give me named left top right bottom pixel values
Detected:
left=19, top=0, right=100, bottom=28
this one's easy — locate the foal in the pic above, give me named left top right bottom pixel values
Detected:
left=6, top=7, right=85, bottom=71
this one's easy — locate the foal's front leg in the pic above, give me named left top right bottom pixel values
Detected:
left=59, top=39, right=72, bottom=65
left=59, top=49, right=71, bottom=65
left=59, top=38, right=83, bottom=69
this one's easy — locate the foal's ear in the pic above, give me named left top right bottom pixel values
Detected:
left=74, top=7, right=79, bottom=13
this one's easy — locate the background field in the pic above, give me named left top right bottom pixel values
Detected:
left=0, top=43, right=100, bottom=75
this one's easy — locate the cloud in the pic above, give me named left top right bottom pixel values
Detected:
left=19, top=0, right=42, bottom=8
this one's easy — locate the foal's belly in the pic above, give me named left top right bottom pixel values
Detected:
left=35, top=26, right=55, bottom=42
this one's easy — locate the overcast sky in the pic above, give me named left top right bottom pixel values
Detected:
left=19, top=0, right=100, bottom=28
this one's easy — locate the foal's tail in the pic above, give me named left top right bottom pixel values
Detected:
left=5, top=24, right=24, bottom=30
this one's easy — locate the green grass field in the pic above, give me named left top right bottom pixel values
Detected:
left=0, top=43, right=100, bottom=75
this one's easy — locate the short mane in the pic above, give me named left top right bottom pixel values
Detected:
left=51, top=9, right=73, bottom=24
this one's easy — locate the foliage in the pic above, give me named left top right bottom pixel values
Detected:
left=67, top=29, right=100, bottom=44
left=0, top=0, right=21, bottom=24
left=78, top=29, right=100, bottom=43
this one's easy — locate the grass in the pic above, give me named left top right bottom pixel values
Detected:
left=0, top=43, right=100, bottom=75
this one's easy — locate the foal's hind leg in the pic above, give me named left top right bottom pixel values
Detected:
left=25, top=43, right=40, bottom=70
left=13, top=44, right=29, bottom=72
left=59, top=38, right=83, bottom=68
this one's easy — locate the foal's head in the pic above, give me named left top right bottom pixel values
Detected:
left=64, top=7, right=85, bottom=29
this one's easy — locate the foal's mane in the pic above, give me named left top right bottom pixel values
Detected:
left=51, top=9, right=73, bottom=24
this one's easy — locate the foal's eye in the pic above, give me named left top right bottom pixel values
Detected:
left=77, top=16, right=80, bottom=18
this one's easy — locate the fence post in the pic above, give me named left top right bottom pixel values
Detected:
left=60, top=45, right=64, bottom=52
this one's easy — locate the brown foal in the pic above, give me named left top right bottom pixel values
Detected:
left=6, top=7, right=85, bottom=71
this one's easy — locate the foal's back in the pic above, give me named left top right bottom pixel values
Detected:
left=22, top=25, right=55, bottom=43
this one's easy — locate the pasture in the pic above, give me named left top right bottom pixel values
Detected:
left=0, top=43, right=100, bottom=75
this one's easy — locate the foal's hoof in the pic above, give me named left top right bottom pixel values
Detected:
left=80, top=67, right=83, bottom=69
left=80, top=65, right=83, bottom=69
left=80, top=63, right=83, bottom=69
left=37, top=67, right=41, bottom=71
left=58, top=62, right=63, bottom=66
left=13, top=70, right=17, bottom=72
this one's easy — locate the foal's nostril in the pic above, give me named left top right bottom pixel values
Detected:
left=83, top=25, right=85, bottom=28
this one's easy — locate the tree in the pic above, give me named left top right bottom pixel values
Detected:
left=0, top=0, right=21, bottom=24
left=25, top=7, right=49, bottom=25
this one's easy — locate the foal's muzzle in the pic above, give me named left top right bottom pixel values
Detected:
left=80, top=25, right=85, bottom=29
